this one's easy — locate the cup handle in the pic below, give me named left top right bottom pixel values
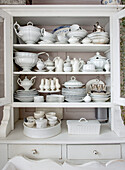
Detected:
left=13, top=22, right=23, bottom=38
left=17, top=78, right=22, bottom=86
left=31, top=76, right=36, bottom=85
left=38, top=52, right=49, bottom=58
left=41, top=28, right=45, bottom=36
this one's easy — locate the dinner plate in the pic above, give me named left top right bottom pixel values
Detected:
left=38, top=90, right=60, bottom=93
left=86, top=79, right=105, bottom=93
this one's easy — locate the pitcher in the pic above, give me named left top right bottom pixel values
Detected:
left=54, top=56, right=64, bottom=72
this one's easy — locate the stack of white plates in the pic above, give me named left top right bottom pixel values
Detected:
left=14, top=89, right=38, bottom=102
left=90, top=92, right=110, bottom=102
left=62, top=88, right=86, bottom=102
left=87, top=32, right=109, bottom=44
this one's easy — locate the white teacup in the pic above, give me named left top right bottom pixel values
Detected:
left=45, top=112, right=56, bottom=119
left=36, top=118, right=47, bottom=128
left=49, top=121, right=57, bottom=127
left=34, top=96, right=44, bottom=102
left=27, top=116, right=35, bottom=122
left=47, top=116, right=57, bottom=122
left=34, top=111, right=45, bottom=119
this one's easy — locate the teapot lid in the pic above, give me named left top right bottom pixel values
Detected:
left=64, top=76, right=83, bottom=86
left=45, top=57, right=53, bottom=65
left=22, top=76, right=30, bottom=82
left=90, top=52, right=106, bottom=60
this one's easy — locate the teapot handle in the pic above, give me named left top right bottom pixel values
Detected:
left=78, top=118, right=88, bottom=123
left=31, top=76, right=36, bottom=85
left=38, top=52, right=49, bottom=58
left=27, top=21, right=33, bottom=26
left=17, top=78, right=22, bottom=86
left=13, top=22, right=23, bottom=38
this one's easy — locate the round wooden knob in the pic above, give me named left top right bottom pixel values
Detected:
left=32, top=149, right=38, bottom=154
left=93, top=150, right=98, bottom=155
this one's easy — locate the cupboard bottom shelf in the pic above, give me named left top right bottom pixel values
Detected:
left=12, top=102, right=112, bottom=108
left=1, top=120, right=125, bottom=144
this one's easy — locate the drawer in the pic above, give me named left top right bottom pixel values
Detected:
left=67, top=144, right=121, bottom=160
left=8, top=144, right=61, bottom=159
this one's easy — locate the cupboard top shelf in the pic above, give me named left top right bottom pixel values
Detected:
left=13, top=44, right=110, bottom=53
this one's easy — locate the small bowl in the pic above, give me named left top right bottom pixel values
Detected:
left=49, top=121, right=58, bottom=127
left=27, top=116, right=35, bottom=122
left=46, top=112, right=56, bottom=119
left=24, top=121, right=35, bottom=128
left=34, top=112, right=45, bottom=119
left=47, top=116, right=57, bottom=122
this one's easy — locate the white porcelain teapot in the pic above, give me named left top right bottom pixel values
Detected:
left=54, top=56, right=64, bottom=72
left=17, top=76, right=36, bottom=91
left=36, top=52, right=49, bottom=71
left=13, top=21, right=41, bottom=44
left=71, top=58, right=83, bottom=72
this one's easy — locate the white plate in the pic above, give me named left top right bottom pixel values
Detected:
left=38, top=90, right=60, bottom=93
left=63, top=84, right=84, bottom=88
left=65, top=98, right=83, bottom=102
left=92, top=97, right=109, bottom=102
left=86, top=79, right=105, bottom=93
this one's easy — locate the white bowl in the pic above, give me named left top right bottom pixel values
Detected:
left=46, top=95, right=64, bottom=102
left=24, top=121, right=35, bottom=128
left=67, top=29, right=88, bottom=38
left=14, top=55, right=38, bottom=72
left=92, top=37, right=109, bottom=44
left=15, top=96, right=34, bottom=102
left=34, top=112, right=45, bottom=119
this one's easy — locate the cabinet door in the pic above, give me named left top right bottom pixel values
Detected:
left=0, top=9, right=11, bottom=106
left=114, top=9, right=125, bottom=106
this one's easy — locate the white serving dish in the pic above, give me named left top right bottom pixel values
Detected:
left=46, top=95, right=64, bottom=102
left=91, top=37, right=109, bottom=44
left=67, top=29, right=88, bottom=38
left=67, top=118, right=101, bottom=135
left=23, top=120, right=61, bottom=138
left=63, top=76, right=84, bottom=88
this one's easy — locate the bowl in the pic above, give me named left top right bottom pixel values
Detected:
left=67, top=29, right=88, bottom=38
left=24, top=121, right=35, bottom=128
left=34, top=112, right=45, bottom=119
left=91, top=37, right=109, bottom=44
left=14, top=55, right=38, bottom=72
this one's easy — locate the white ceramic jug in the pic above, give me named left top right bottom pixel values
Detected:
left=71, top=58, right=83, bottom=72
left=54, top=57, right=64, bottom=72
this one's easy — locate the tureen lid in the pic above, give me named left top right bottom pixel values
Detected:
left=90, top=52, right=106, bottom=60
left=64, top=76, right=83, bottom=86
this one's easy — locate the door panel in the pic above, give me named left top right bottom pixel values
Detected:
left=0, top=9, right=12, bottom=106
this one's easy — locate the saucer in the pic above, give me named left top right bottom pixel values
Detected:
left=35, top=69, right=46, bottom=72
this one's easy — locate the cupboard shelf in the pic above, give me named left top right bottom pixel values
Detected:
left=1, top=120, right=125, bottom=144
left=12, top=102, right=112, bottom=108
left=13, top=72, right=111, bottom=75
left=13, top=44, right=110, bottom=53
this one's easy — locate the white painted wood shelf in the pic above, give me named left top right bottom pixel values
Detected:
left=12, top=102, right=112, bottom=108
left=13, top=44, right=110, bottom=52
left=13, top=72, right=111, bottom=75
left=0, top=120, right=125, bottom=144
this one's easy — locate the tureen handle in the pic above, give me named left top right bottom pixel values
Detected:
left=27, top=21, right=33, bottom=26
left=38, top=52, right=49, bottom=58
left=17, top=77, right=22, bottom=86
left=79, top=118, right=88, bottom=123
left=13, top=22, right=23, bottom=38
left=31, top=76, right=36, bottom=85
left=71, top=76, right=76, bottom=80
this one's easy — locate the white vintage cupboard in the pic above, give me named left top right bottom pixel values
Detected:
left=0, top=4, right=125, bottom=170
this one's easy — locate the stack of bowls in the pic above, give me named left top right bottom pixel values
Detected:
left=90, top=92, right=110, bottom=102
left=87, top=32, right=109, bottom=44
left=14, top=89, right=38, bottom=102
left=62, top=87, right=86, bottom=102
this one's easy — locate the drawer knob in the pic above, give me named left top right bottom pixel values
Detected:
left=93, top=150, right=98, bottom=155
left=32, top=149, right=38, bottom=154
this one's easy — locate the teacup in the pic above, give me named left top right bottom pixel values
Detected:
left=34, top=96, right=44, bottom=102
left=34, top=111, right=45, bottom=119
left=47, top=116, right=57, bottom=122
left=45, top=112, right=56, bottom=119
left=24, top=121, right=35, bottom=128
left=35, top=118, right=47, bottom=128
left=49, top=121, right=57, bottom=127
left=27, top=116, right=35, bottom=122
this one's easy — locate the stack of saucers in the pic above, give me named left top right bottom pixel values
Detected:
left=14, top=89, right=38, bottom=102
left=90, top=92, right=110, bottom=102
left=87, top=32, right=109, bottom=44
